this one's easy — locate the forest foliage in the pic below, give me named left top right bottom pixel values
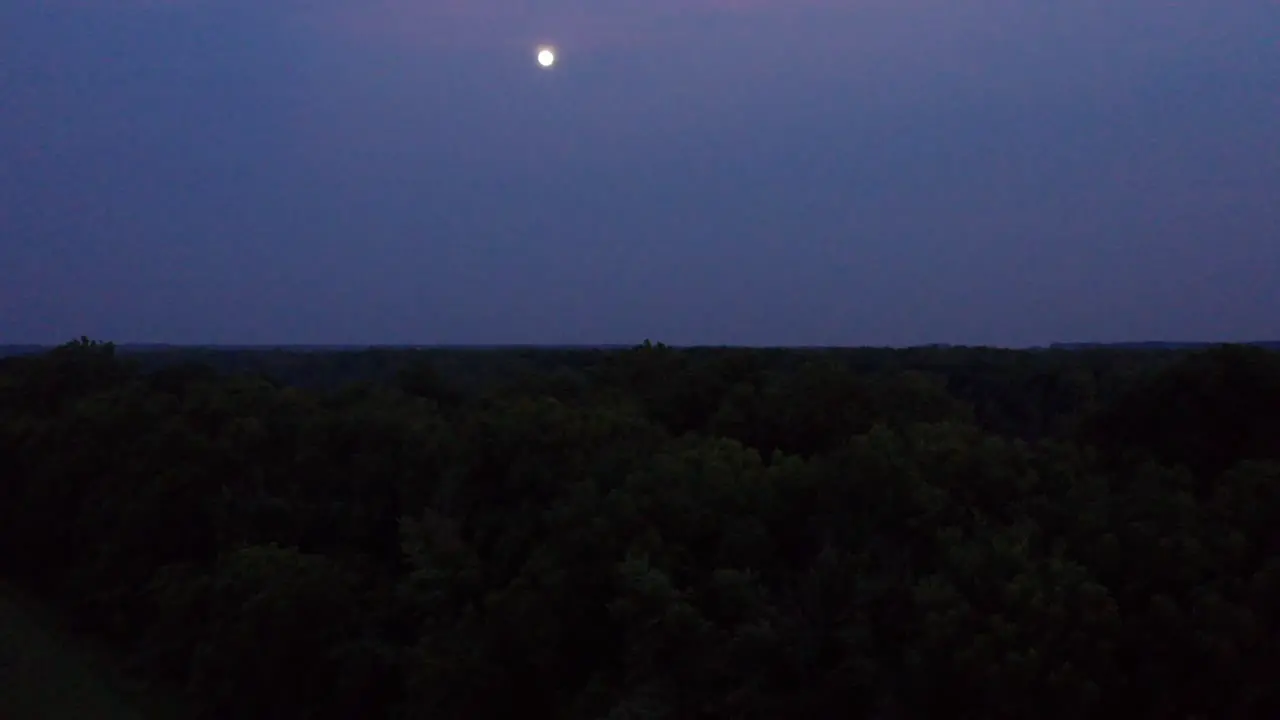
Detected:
left=2, top=338, right=1279, bottom=719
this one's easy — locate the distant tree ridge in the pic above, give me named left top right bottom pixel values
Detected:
left=2, top=338, right=1279, bottom=718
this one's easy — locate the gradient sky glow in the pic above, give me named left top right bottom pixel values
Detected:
left=2, top=0, right=1277, bottom=346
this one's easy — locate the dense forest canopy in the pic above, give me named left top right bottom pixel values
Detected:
left=3, top=338, right=1280, bottom=718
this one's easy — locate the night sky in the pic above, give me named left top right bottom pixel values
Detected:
left=2, top=1, right=1277, bottom=347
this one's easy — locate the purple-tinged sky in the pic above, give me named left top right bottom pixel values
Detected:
left=1, top=0, right=1277, bottom=346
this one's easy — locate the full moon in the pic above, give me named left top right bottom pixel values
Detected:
left=537, top=48, right=556, bottom=68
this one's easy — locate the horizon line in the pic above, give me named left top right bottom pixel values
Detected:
left=4, top=340, right=1280, bottom=352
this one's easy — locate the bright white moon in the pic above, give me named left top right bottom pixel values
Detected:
left=537, top=48, right=556, bottom=67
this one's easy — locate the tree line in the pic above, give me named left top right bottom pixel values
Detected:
left=2, top=337, right=1278, bottom=718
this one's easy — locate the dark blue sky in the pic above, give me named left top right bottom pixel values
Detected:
left=2, top=1, right=1277, bottom=346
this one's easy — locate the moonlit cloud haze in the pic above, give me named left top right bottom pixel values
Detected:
left=2, top=0, right=1277, bottom=346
